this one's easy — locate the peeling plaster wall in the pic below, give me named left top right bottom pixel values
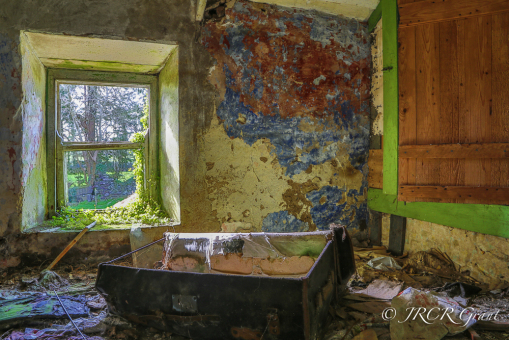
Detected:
left=20, top=33, right=47, bottom=231
left=159, top=48, right=180, bottom=221
left=0, top=0, right=216, bottom=268
left=0, top=31, right=23, bottom=266
left=200, top=1, right=371, bottom=232
left=379, top=217, right=509, bottom=287
left=404, top=219, right=509, bottom=289
left=250, top=0, right=379, bottom=21
left=0, top=0, right=371, bottom=269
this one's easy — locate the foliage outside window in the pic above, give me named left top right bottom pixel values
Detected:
left=60, top=83, right=146, bottom=210
left=45, top=70, right=170, bottom=230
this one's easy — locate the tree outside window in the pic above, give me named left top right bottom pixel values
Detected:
left=59, top=84, right=148, bottom=209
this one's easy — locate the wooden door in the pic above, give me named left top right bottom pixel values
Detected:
left=398, top=0, right=509, bottom=204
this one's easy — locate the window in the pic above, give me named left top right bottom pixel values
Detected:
left=47, top=70, right=158, bottom=215
left=19, top=32, right=179, bottom=229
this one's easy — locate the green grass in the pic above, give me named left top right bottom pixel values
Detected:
left=67, top=173, right=87, bottom=188
left=70, top=197, right=125, bottom=209
left=110, top=171, right=135, bottom=182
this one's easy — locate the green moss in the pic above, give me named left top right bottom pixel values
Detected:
left=288, top=244, right=325, bottom=258
left=71, top=197, right=125, bottom=210
left=0, top=304, right=32, bottom=321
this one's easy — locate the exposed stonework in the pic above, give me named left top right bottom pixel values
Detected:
left=201, top=1, right=371, bottom=231
left=0, top=0, right=372, bottom=269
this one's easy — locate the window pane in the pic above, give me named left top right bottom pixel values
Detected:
left=59, top=84, right=148, bottom=142
left=65, top=149, right=137, bottom=209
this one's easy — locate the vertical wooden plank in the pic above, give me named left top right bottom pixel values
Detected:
left=415, top=23, right=441, bottom=202
left=481, top=16, right=494, bottom=204
left=461, top=15, right=492, bottom=204
left=492, top=12, right=509, bottom=204
left=398, top=27, right=417, bottom=200
left=368, top=209, right=382, bottom=246
left=457, top=18, right=468, bottom=204
left=438, top=21, right=462, bottom=203
left=388, top=214, right=406, bottom=256
left=368, top=150, right=383, bottom=189
left=47, top=71, right=57, bottom=216
left=383, top=0, right=399, bottom=196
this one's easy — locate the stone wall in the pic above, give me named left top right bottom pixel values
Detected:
left=380, top=216, right=509, bottom=289
left=200, top=1, right=371, bottom=232
left=0, top=0, right=370, bottom=269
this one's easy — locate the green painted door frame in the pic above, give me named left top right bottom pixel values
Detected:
left=367, top=0, right=509, bottom=238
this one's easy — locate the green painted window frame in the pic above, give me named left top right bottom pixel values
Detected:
left=46, top=69, right=159, bottom=216
left=367, top=0, right=509, bottom=238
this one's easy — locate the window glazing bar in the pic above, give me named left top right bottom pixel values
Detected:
left=62, top=141, right=143, bottom=151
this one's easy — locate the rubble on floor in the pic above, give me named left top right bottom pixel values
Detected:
left=0, top=265, right=187, bottom=340
left=322, top=234, right=509, bottom=340
left=1, top=240, right=509, bottom=339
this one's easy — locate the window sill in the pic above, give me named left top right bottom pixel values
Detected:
left=24, top=222, right=172, bottom=234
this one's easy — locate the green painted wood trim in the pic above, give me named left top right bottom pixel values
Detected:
left=368, top=188, right=509, bottom=238
left=373, top=0, right=509, bottom=237
left=46, top=70, right=57, bottom=217
left=382, top=0, right=399, bottom=196
left=368, top=2, right=382, bottom=32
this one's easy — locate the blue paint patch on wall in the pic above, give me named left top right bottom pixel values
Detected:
left=345, top=182, right=369, bottom=228
left=306, top=186, right=347, bottom=230
left=306, top=185, right=368, bottom=230
left=222, top=25, right=255, bottom=67
left=203, top=0, right=371, bottom=231
left=217, top=85, right=369, bottom=176
left=262, top=211, right=309, bottom=232
left=309, top=15, right=369, bottom=61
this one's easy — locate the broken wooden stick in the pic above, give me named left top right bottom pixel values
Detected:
left=46, top=221, right=97, bottom=271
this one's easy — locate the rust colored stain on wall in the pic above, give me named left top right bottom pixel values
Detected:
left=201, top=1, right=372, bottom=231
left=202, top=1, right=370, bottom=120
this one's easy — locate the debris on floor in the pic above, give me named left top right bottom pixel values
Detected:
left=322, top=242, right=509, bottom=340
left=391, top=287, right=477, bottom=340
left=1, top=235, right=509, bottom=339
left=0, top=265, right=187, bottom=340
left=0, top=292, right=89, bottom=329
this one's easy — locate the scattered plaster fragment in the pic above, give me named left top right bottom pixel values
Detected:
left=313, top=75, right=326, bottom=85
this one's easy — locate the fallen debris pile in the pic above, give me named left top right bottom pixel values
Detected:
left=0, top=265, right=186, bottom=340
left=323, top=245, right=509, bottom=340
left=1, top=240, right=509, bottom=340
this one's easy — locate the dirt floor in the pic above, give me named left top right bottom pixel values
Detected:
left=1, top=245, right=509, bottom=340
